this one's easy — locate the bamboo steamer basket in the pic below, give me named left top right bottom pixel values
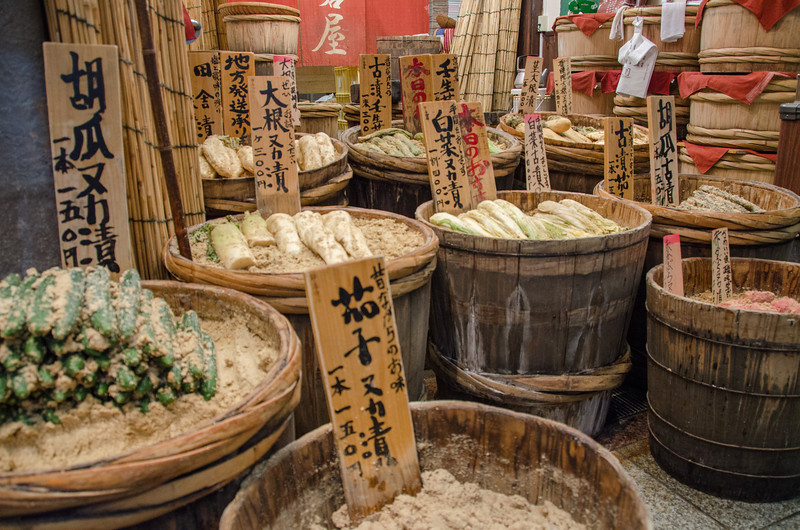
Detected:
left=296, top=102, right=342, bottom=139
left=164, top=206, right=439, bottom=436
left=416, top=190, right=652, bottom=436
left=678, top=146, right=776, bottom=184
left=344, top=122, right=522, bottom=218
left=647, top=257, right=800, bottom=501
left=219, top=401, right=653, bottom=529
left=623, top=6, right=700, bottom=72
left=686, top=78, right=797, bottom=152
left=0, top=281, right=301, bottom=527
left=699, top=0, right=800, bottom=72
left=223, top=14, right=300, bottom=55
left=554, top=17, right=621, bottom=71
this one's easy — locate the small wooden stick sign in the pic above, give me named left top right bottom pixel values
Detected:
left=604, top=117, right=634, bottom=199
left=359, top=54, right=392, bottom=135
left=524, top=114, right=550, bottom=192
left=519, top=57, right=543, bottom=116
left=662, top=234, right=684, bottom=297
left=273, top=55, right=300, bottom=127
left=553, top=57, right=573, bottom=115
left=647, top=95, right=679, bottom=207
left=711, top=227, right=733, bottom=304
left=305, top=257, right=422, bottom=522
left=248, top=76, right=300, bottom=216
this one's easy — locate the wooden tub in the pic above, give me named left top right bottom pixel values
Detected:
left=554, top=17, right=621, bottom=71
left=416, top=191, right=652, bottom=436
left=646, top=257, right=800, bottom=501
left=223, top=14, right=300, bottom=55
left=296, top=102, right=342, bottom=139
left=219, top=401, right=653, bottom=529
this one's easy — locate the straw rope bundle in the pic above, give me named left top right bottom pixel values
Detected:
left=452, top=0, right=522, bottom=112
left=44, top=0, right=205, bottom=280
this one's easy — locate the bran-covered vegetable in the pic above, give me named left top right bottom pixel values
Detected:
left=353, top=127, right=507, bottom=158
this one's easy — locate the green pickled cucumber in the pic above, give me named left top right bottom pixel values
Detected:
left=151, top=298, right=176, bottom=367
left=52, top=268, right=86, bottom=340
left=84, top=267, right=115, bottom=338
left=27, top=273, right=57, bottom=337
left=117, top=269, right=141, bottom=340
left=200, top=331, right=217, bottom=401
left=4, top=271, right=39, bottom=338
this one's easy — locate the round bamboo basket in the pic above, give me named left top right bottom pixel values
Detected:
left=623, top=6, right=700, bottom=72
left=0, top=281, right=301, bottom=527
left=296, top=102, right=342, bottom=139
left=164, top=207, right=439, bottom=436
left=686, top=78, right=797, bottom=152
left=554, top=17, right=621, bottom=71
left=647, top=257, right=800, bottom=501
left=344, top=122, right=522, bottom=218
left=416, top=190, right=652, bottom=436
left=219, top=401, right=653, bottom=529
left=698, top=0, right=800, bottom=72
left=678, top=146, right=776, bottom=184
left=223, top=14, right=300, bottom=55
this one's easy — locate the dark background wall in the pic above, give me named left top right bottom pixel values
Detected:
left=0, top=0, right=61, bottom=276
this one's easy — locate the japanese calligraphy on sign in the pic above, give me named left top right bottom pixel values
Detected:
left=221, top=51, right=255, bottom=144
left=553, top=58, right=573, bottom=115
left=711, top=227, right=733, bottom=304
left=359, top=54, right=392, bottom=135
left=43, top=42, right=133, bottom=276
left=604, top=117, right=634, bottom=200
left=400, top=55, right=434, bottom=135
left=274, top=55, right=301, bottom=127
left=520, top=57, right=543, bottom=116
left=419, top=101, right=472, bottom=214
left=458, top=102, right=497, bottom=205
left=431, top=54, right=460, bottom=102
left=188, top=51, right=223, bottom=143
left=305, top=257, right=422, bottom=521
left=662, top=234, right=684, bottom=297
left=647, top=96, right=679, bottom=207
left=248, top=76, right=300, bottom=216
left=524, top=114, right=550, bottom=192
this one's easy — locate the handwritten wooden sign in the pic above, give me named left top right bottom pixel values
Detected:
left=248, top=76, right=300, bottom=216
left=458, top=101, right=497, bottom=205
left=711, top=227, right=733, bottom=304
left=553, top=57, right=573, bottom=115
left=520, top=57, right=543, bottom=116
left=43, top=42, right=133, bottom=276
left=431, top=54, right=460, bottom=101
left=188, top=51, right=223, bottom=143
left=359, top=54, right=392, bottom=135
left=399, top=55, right=434, bottom=135
left=647, top=95, right=679, bottom=207
left=305, top=256, right=422, bottom=522
left=274, top=55, right=301, bottom=127
left=662, top=234, right=684, bottom=297
left=221, top=51, right=255, bottom=144
left=604, top=117, right=634, bottom=200
left=524, top=114, right=550, bottom=192
left=419, top=101, right=471, bottom=214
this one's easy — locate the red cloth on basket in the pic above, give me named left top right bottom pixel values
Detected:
left=684, top=141, right=778, bottom=174
left=677, top=71, right=792, bottom=104
left=696, top=0, right=800, bottom=31
left=553, top=13, right=617, bottom=36
left=546, top=71, right=677, bottom=95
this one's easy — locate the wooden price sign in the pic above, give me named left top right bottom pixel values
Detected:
left=221, top=51, right=255, bottom=144
left=524, top=114, right=550, bottom=192
left=711, top=227, right=733, bottom=304
left=647, top=95, right=679, bottom=207
left=188, top=51, right=223, bottom=143
left=520, top=57, right=543, bottom=116
left=305, top=257, right=422, bottom=522
left=431, top=54, right=460, bottom=101
left=43, top=42, right=133, bottom=276
left=274, top=55, right=301, bottom=127
left=553, top=57, right=573, bottom=115
left=359, top=54, right=392, bottom=135
left=419, top=101, right=472, bottom=214
left=458, top=101, right=497, bottom=205
left=399, top=55, right=434, bottom=135
left=248, top=76, right=300, bottom=216
left=604, top=117, right=634, bottom=199
left=662, top=234, right=684, bottom=297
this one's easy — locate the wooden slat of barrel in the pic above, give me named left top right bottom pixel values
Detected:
left=555, top=19, right=620, bottom=71
left=623, top=6, right=701, bottom=72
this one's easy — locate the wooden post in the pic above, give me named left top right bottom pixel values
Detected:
left=604, top=117, right=634, bottom=200
left=774, top=75, right=800, bottom=195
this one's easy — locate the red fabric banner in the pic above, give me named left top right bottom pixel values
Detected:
left=684, top=141, right=778, bottom=174
left=697, top=0, right=800, bottom=31
left=553, top=13, right=616, bottom=35
left=677, top=71, right=792, bottom=104
left=546, top=71, right=677, bottom=96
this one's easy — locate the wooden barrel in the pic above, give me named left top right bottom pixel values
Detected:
left=554, top=17, right=620, bottom=71
left=623, top=6, right=701, bottom=72
left=219, top=401, right=652, bottom=529
left=572, top=85, right=616, bottom=116
left=253, top=52, right=299, bottom=76
left=223, top=14, right=300, bottom=55
left=646, top=257, right=800, bottom=501
left=0, top=281, right=301, bottom=527
left=687, top=77, right=797, bottom=152
left=164, top=206, right=438, bottom=436
left=678, top=146, right=776, bottom=184
left=699, top=0, right=800, bottom=73
left=296, top=102, right=342, bottom=138
left=376, top=35, right=443, bottom=81
left=344, top=122, right=522, bottom=218
left=416, top=191, right=652, bottom=436
left=614, top=93, right=689, bottom=126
